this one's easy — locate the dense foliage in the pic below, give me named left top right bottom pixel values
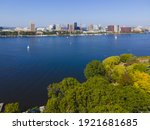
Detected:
left=4, top=102, right=20, bottom=113
left=0, top=31, right=36, bottom=36
left=84, top=60, right=105, bottom=79
left=45, top=54, right=150, bottom=113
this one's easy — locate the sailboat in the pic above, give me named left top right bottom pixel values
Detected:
left=115, top=35, right=118, bottom=40
left=27, top=45, right=30, bottom=50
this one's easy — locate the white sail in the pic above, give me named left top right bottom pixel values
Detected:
left=115, top=36, right=118, bottom=40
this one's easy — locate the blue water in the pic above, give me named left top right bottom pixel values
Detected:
left=0, top=34, right=150, bottom=111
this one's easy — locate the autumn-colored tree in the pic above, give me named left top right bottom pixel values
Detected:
left=132, top=71, right=150, bottom=93
left=44, top=54, right=150, bottom=113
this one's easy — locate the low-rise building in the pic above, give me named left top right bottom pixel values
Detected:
left=107, top=25, right=114, bottom=33
left=99, top=26, right=107, bottom=32
left=93, top=25, right=99, bottom=31
left=132, top=26, right=143, bottom=33
left=36, top=27, right=46, bottom=32
left=23, top=27, right=30, bottom=32
left=107, top=25, right=120, bottom=33
left=36, top=31, right=44, bottom=35
left=47, top=25, right=55, bottom=32
left=1, top=27, right=15, bottom=32
left=120, top=27, right=132, bottom=33
left=15, top=27, right=24, bottom=32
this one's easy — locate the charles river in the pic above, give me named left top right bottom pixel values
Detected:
left=0, top=33, right=150, bottom=110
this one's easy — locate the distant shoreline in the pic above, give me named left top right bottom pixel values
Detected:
left=0, top=32, right=148, bottom=38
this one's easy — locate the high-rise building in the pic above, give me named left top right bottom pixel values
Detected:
left=88, top=24, right=94, bottom=31
left=117, top=25, right=121, bottom=33
left=114, top=25, right=120, bottom=33
left=0, top=27, right=3, bottom=31
left=55, top=24, right=62, bottom=31
left=68, top=24, right=74, bottom=32
left=74, top=22, right=78, bottom=30
left=30, top=23, right=35, bottom=31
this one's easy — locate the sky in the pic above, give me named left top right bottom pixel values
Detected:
left=0, top=0, right=150, bottom=27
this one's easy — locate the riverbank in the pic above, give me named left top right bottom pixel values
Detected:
left=0, top=32, right=148, bottom=38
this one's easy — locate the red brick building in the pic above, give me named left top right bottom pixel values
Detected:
left=121, top=27, right=132, bottom=33
left=107, top=25, right=114, bottom=32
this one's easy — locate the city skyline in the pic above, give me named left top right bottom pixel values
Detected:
left=0, top=0, right=150, bottom=27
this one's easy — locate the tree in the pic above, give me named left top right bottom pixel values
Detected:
left=47, top=77, right=80, bottom=98
left=110, top=85, right=150, bottom=113
left=120, top=54, right=135, bottom=63
left=120, top=71, right=133, bottom=86
left=111, top=65, right=126, bottom=83
left=59, top=89, right=79, bottom=113
left=84, top=60, right=105, bottom=79
left=93, top=104, right=129, bottom=113
left=132, top=63, right=148, bottom=72
left=102, top=56, right=120, bottom=71
left=45, top=76, right=150, bottom=113
left=44, top=54, right=150, bottom=113
left=102, top=56, right=120, bottom=81
left=44, top=98, right=60, bottom=113
left=4, top=102, right=20, bottom=113
left=132, top=71, right=150, bottom=93
left=45, top=78, right=81, bottom=112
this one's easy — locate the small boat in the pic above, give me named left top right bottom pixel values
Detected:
left=115, top=35, right=118, bottom=40
left=27, top=45, right=30, bottom=50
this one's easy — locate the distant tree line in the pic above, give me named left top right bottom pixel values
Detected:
left=0, top=30, right=84, bottom=36
left=0, top=31, right=36, bottom=36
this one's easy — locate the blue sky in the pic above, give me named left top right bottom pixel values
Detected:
left=0, top=0, right=150, bottom=27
